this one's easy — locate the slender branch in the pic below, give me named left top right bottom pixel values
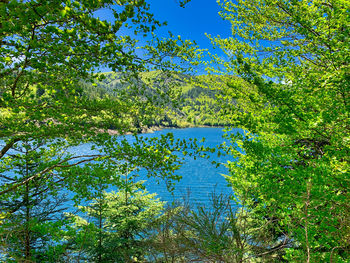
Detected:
left=10, top=24, right=35, bottom=97
left=330, top=246, right=342, bottom=263
left=304, top=181, right=311, bottom=263
left=244, top=236, right=290, bottom=260
left=0, top=138, right=20, bottom=159
left=0, top=155, right=102, bottom=196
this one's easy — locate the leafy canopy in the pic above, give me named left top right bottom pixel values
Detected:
left=0, top=0, right=203, bottom=261
left=208, top=0, right=350, bottom=261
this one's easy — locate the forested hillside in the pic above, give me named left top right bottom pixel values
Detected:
left=83, top=71, right=235, bottom=129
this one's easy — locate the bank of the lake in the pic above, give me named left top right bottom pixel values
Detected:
left=105, top=124, right=228, bottom=136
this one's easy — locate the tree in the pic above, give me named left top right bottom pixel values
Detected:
left=208, top=0, right=350, bottom=261
left=0, top=0, right=201, bottom=260
left=67, top=181, right=165, bottom=263
left=169, top=193, right=248, bottom=263
left=0, top=0, right=199, bottom=191
left=148, top=191, right=287, bottom=263
left=0, top=140, right=68, bottom=262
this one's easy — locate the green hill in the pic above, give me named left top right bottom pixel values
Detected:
left=82, top=71, right=234, bottom=129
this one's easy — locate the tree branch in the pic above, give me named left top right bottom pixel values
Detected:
left=0, top=138, right=20, bottom=159
left=0, top=155, right=102, bottom=196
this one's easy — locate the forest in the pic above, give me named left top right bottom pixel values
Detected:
left=0, top=0, right=349, bottom=262
left=84, top=71, right=232, bottom=128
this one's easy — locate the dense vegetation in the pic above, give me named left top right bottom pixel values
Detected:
left=208, top=0, right=350, bottom=261
left=0, top=0, right=202, bottom=261
left=84, top=71, right=231, bottom=128
left=0, top=0, right=349, bottom=262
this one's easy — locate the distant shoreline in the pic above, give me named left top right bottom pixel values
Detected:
left=106, top=124, right=228, bottom=136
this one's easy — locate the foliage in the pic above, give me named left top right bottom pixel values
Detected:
left=86, top=71, right=234, bottom=128
left=208, top=0, right=350, bottom=261
left=174, top=193, right=247, bottom=262
left=147, top=191, right=289, bottom=263
left=0, top=141, right=68, bottom=262
left=66, top=181, right=165, bottom=263
left=0, top=0, right=199, bottom=141
left=0, top=0, right=201, bottom=261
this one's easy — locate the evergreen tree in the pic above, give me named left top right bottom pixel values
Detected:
left=0, top=140, right=67, bottom=262
left=67, top=179, right=165, bottom=262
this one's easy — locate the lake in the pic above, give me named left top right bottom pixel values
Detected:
left=137, top=127, right=236, bottom=206
left=70, top=127, right=238, bottom=207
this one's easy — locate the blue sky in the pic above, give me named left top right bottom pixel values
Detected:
left=149, top=0, right=232, bottom=73
left=148, top=0, right=232, bottom=48
left=96, top=0, right=233, bottom=73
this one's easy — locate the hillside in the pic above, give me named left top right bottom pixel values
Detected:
left=83, top=71, right=232, bottom=129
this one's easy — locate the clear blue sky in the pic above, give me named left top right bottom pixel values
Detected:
left=96, top=0, right=233, bottom=73
left=149, top=0, right=232, bottom=73
left=148, top=0, right=231, bottom=48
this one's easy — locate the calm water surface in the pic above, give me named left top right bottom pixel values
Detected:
left=70, top=127, right=238, bottom=207
left=138, top=128, right=237, bottom=205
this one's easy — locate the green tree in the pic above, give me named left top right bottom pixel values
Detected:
left=148, top=191, right=286, bottom=263
left=0, top=0, right=200, bottom=260
left=0, top=131, right=201, bottom=261
left=67, top=181, right=165, bottom=262
left=208, top=0, right=350, bottom=261
left=0, top=0, right=199, bottom=193
left=0, top=141, right=68, bottom=262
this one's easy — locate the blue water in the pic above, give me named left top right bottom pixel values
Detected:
left=137, top=128, right=236, bottom=205
left=69, top=127, right=238, bottom=207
